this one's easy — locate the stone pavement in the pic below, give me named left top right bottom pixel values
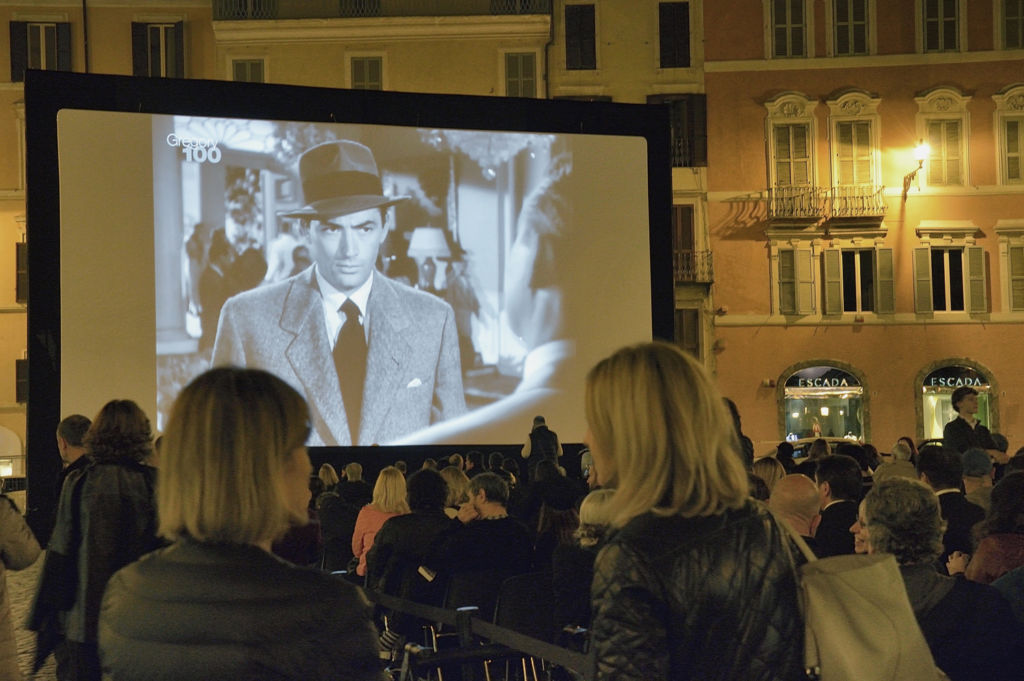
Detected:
left=8, top=551, right=56, bottom=681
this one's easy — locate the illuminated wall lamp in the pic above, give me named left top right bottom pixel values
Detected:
left=902, top=139, right=931, bottom=201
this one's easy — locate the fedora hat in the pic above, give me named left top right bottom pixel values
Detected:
left=280, top=140, right=408, bottom=219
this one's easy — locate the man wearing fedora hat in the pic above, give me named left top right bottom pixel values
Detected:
left=212, top=140, right=465, bottom=446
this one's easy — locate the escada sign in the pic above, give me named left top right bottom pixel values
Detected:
left=923, top=365, right=988, bottom=389
left=785, top=368, right=862, bottom=389
left=927, top=377, right=984, bottom=387
left=798, top=378, right=853, bottom=387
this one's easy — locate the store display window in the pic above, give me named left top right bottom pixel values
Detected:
left=783, top=366, right=864, bottom=441
left=921, top=365, right=991, bottom=439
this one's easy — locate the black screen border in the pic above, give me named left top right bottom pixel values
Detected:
left=24, top=70, right=674, bottom=533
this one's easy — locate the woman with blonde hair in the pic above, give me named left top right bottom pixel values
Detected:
left=318, top=463, right=340, bottom=491
left=587, top=342, right=802, bottom=680
left=439, top=465, right=470, bottom=518
left=752, top=455, right=787, bottom=495
left=352, top=467, right=410, bottom=577
left=98, top=368, right=385, bottom=680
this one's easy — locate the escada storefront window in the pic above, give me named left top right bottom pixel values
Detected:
left=921, top=365, right=991, bottom=439
left=784, top=366, right=864, bottom=441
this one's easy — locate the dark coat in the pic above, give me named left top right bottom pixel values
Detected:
left=99, top=540, right=388, bottom=681
left=365, top=509, right=452, bottom=603
left=590, top=501, right=804, bottom=681
left=551, top=542, right=598, bottom=629
left=30, top=459, right=160, bottom=652
left=937, top=492, right=985, bottom=571
left=901, top=563, right=1024, bottom=681
left=815, top=499, right=859, bottom=557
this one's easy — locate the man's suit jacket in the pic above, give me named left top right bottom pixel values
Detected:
left=815, top=499, right=858, bottom=557
left=938, top=491, right=985, bottom=570
left=212, top=268, right=465, bottom=446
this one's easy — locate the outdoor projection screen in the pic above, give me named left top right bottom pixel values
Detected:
left=26, top=72, right=673, bottom=462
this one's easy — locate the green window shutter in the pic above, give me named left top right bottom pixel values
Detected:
left=875, top=248, right=895, bottom=314
left=131, top=23, right=147, bottom=76
left=822, top=249, right=842, bottom=315
left=10, top=22, right=27, bottom=82
left=914, top=246, right=933, bottom=313
left=795, top=247, right=814, bottom=315
left=56, top=22, right=71, bottom=71
left=1009, top=245, right=1024, bottom=311
left=965, top=245, right=987, bottom=313
left=170, top=21, right=185, bottom=78
left=779, top=248, right=796, bottom=314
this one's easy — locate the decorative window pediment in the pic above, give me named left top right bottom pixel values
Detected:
left=825, top=89, right=881, bottom=118
left=765, top=93, right=820, bottom=221
left=915, top=219, right=980, bottom=244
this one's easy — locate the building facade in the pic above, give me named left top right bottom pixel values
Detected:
left=705, top=0, right=1024, bottom=451
left=1, top=1, right=711, bottom=478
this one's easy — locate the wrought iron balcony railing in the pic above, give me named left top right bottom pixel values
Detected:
left=213, top=0, right=551, bottom=20
left=674, top=250, right=713, bottom=284
left=767, top=185, right=825, bottom=220
left=828, top=184, right=886, bottom=218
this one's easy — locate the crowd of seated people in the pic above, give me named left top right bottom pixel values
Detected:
left=23, top=347, right=1024, bottom=681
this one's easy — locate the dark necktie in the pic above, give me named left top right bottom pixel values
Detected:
left=334, top=299, right=367, bottom=445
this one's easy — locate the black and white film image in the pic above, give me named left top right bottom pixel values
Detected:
left=152, top=114, right=609, bottom=446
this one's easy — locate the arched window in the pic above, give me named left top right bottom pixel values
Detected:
left=782, top=365, right=864, bottom=440
left=920, top=364, right=993, bottom=439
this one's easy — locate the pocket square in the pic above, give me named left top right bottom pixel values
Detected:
left=406, top=378, right=423, bottom=389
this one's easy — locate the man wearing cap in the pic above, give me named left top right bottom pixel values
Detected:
left=212, top=140, right=465, bottom=446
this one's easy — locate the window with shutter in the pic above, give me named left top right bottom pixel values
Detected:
left=659, top=2, right=690, bottom=68
left=823, top=249, right=842, bottom=315
left=914, top=246, right=934, bottom=313
left=965, top=246, right=987, bottom=314
left=565, top=4, right=596, bottom=70
left=505, top=53, right=537, bottom=98
left=779, top=249, right=798, bottom=315
left=929, top=247, right=965, bottom=312
left=795, top=247, right=814, bottom=314
left=1007, top=0, right=1024, bottom=48
left=774, top=124, right=811, bottom=186
left=835, top=121, right=873, bottom=185
left=926, top=119, right=962, bottom=185
left=131, top=22, right=185, bottom=78
left=674, top=308, right=701, bottom=358
left=1007, top=119, right=1023, bottom=183
left=833, top=0, right=869, bottom=56
left=772, top=0, right=807, bottom=57
left=233, top=59, right=265, bottom=83
left=922, top=0, right=959, bottom=52
left=351, top=57, right=382, bottom=90
left=647, top=94, right=707, bottom=167
left=9, top=21, right=70, bottom=82
left=875, top=248, right=895, bottom=313
left=1008, top=245, right=1024, bottom=311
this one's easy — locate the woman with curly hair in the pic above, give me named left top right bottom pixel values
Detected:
left=29, top=400, right=162, bottom=681
left=862, top=477, right=1024, bottom=681
left=964, top=472, right=1024, bottom=584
